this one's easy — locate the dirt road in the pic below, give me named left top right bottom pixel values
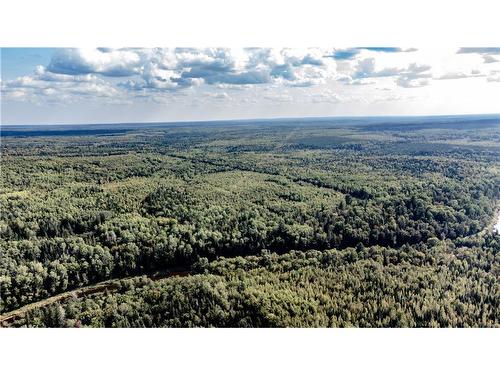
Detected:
left=0, top=269, right=190, bottom=327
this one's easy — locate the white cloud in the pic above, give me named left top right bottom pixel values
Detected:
left=2, top=47, right=500, bottom=119
left=340, top=57, right=431, bottom=88
left=396, top=75, right=429, bottom=88
left=487, top=71, right=500, bottom=82
left=2, top=48, right=343, bottom=105
left=483, top=55, right=499, bottom=64
left=1, top=65, right=121, bottom=103
left=40, top=48, right=340, bottom=91
left=436, top=70, right=485, bottom=80
left=48, top=48, right=142, bottom=76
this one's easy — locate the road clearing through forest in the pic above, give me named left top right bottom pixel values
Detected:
left=0, top=268, right=190, bottom=327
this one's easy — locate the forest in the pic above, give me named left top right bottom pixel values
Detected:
left=1, top=115, right=499, bottom=327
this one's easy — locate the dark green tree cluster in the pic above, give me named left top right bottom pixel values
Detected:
left=11, top=235, right=499, bottom=328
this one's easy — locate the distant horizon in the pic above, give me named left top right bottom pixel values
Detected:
left=2, top=112, right=500, bottom=128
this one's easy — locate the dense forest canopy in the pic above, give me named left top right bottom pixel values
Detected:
left=1, top=115, right=499, bottom=327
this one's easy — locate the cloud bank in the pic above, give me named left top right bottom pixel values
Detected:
left=2, top=47, right=499, bottom=108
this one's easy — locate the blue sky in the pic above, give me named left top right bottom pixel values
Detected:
left=1, top=48, right=55, bottom=79
left=1, top=47, right=500, bottom=125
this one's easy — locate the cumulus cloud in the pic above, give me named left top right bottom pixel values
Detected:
left=396, top=75, right=428, bottom=88
left=482, top=55, right=499, bottom=63
left=47, top=48, right=142, bottom=77
left=457, top=48, right=500, bottom=65
left=3, top=47, right=444, bottom=105
left=436, top=70, right=485, bottom=80
left=352, top=58, right=405, bottom=79
left=394, top=64, right=432, bottom=88
left=341, top=58, right=431, bottom=88
left=3, top=47, right=498, bottom=109
left=2, top=48, right=344, bottom=103
left=487, top=71, right=500, bottom=82
left=174, top=48, right=334, bottom=88
left=1, top=65, right=121, bottom=103
left=43, top=48, right=338, bottom=91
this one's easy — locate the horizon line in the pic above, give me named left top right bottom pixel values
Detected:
left=2, top=112, right=500, bottom=128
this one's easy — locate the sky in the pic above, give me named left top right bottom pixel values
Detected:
left=1, top=47, right=500, bottom=125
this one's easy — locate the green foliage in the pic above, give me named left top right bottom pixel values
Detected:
left=13, top=238, right=500, bottom=328
left=1, top=117, right=499, bottom=326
